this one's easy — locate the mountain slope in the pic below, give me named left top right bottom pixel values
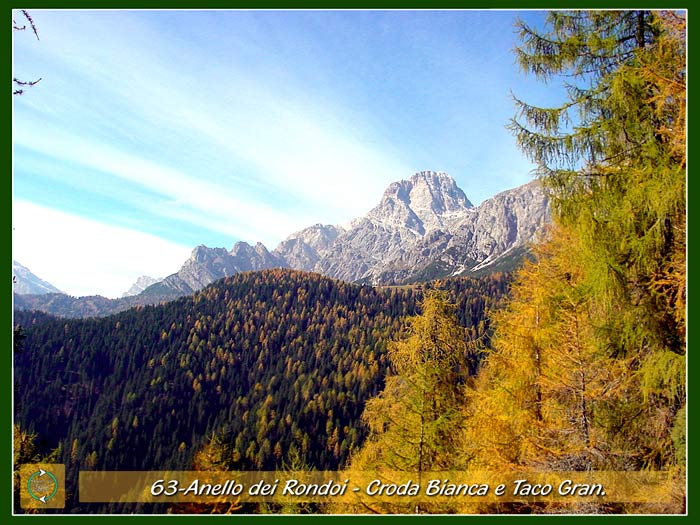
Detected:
left=13, top=261, right=63, bottom=295
left=363, top=170, right=473, bottom=234
left=273, top=224, right=344, bottom=271
left=143, top=242, right=288, bottom=297
left=166, top=171, right=547, bottom=292
left=13, top=288, right=183, bottom=318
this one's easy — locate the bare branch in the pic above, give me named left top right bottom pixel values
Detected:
left=21, top=10, right=40, bottom=40
left=12, top=77, right=42, bottom=96
left=12, top=11, right=41, bottom=95
left=13, top=77, right=42, bottom=87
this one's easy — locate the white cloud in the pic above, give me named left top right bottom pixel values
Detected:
left=13, top=200, right=192, bottom=298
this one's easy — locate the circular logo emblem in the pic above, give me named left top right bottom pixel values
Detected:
left=27, top=469, right=59, bottom=504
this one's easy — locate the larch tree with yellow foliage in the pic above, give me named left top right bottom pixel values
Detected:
left=463, top=10, right=685, bottom=514
left=339, top=291, right=469, bottom=514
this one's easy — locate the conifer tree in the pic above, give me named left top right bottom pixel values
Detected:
left=463, top=10, right=685, bottom=513
left=464, top=228, right=634, bottom=469
left=509, top=10, right=685, bottom=366
left=341, top=292, right=468, bottom=513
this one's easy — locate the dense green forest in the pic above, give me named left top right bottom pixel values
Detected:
left=13, top=309, right=59, bottom=328
left=14, top=269, right=510, bottom=512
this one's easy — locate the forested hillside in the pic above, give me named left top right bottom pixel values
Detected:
left=14, top=269, right=510, bottom=512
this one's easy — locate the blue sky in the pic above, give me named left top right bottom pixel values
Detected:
left=13, top=9, right=553, bottom=297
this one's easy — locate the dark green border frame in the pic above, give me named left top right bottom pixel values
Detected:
left=4, top=1, right=691, bottom=523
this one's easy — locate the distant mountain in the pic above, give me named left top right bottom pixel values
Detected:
left=12, top=261, right=63, bottom=295
left=364, top=170, right=473, bottom=234
left=13, top=171, right=549, bottom=318
left=158, top=171, right=548, bottom=293
left=273, top=224, right=344, bottom=271
left=121, top=275, right=162, bottom=297
left=13, top=289, right=181, bottom=319
left=142, top=241, right=288, bottom=297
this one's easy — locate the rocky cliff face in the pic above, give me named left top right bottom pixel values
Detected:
left=146, top=242, right=288, bottom=296
left=273, top=224, right=344, bottom=272
left=455, top=179, right=548, bottom=271
left=364, top=171, right=473, bottom=234
left=309, top=173, right=548, bottom=284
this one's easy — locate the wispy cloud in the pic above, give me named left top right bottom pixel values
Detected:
left=13, top=123, right=305, bottom=246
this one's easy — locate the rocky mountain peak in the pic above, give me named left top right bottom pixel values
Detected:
left=229, top=241, right=286, bottom=272
left=274, top=224, right=344, bottom=272
left=190, top=244, right=228, bottom=263
left=230, top=241, right=253, bottom=256
left=283, top=224, right=343, bottom=251
left=315, top=175, right=549, bottom=284
left=368, top=171, right=473, bottom=234
left=14, top=173, right=551, bottom=316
